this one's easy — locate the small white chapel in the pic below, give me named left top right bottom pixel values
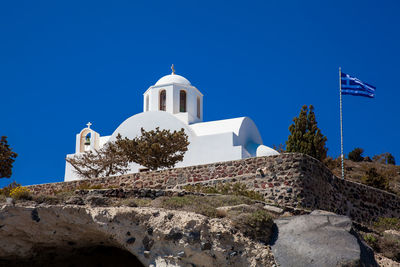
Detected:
left=64, top=66, right=279, bottom=181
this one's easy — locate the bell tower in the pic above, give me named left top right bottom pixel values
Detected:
left=75, top=122, right=100, bottom=153
left=143, top=65, right=204, bottom=124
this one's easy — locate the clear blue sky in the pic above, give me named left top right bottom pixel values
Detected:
left=1, top=0, right=399, bottom=186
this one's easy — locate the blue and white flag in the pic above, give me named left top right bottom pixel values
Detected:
left=341, top=72, right=376, bottom=98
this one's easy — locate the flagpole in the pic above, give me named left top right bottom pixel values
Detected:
left=339, top=67, right=344, bottom=179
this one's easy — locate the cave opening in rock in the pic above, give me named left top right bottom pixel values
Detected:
left=0, top=245, right=145, bottom=267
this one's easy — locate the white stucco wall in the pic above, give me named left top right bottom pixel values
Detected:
left=105, top=111, right=269, bottom=173
left=143, top=74, right=203, bottom=124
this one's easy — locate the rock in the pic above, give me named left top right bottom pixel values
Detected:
left=216, top=204, right=254, bottom=217
left=126, top=237, right=136, bottom=244
left=142, top=236, right=154, bottom=250
left=374, top=253, right=400, bottom=267
left=187, top=231, right=201, bottom=244
left=263, top=205, right=283, bottom=215
left=147, top=227, right=153, bottom=235
left=271, top=210, right=378, bottom=267
left=201, top=242, right=212, bottom=250
left=85, top=195, right=109, bottom=207
left=0, top=205, right=274, bottom=267
left=31, top=209, right=40, bottom=222
left=166, top=228, right=183, bottom=241
left=65, top=196, right=84, bottom=205
left=383, top=229, right=400, bottom=238
left=6, top=198, right=14, bottom=205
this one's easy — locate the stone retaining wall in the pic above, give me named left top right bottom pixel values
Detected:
left=27, top=153, right=400, bottom=222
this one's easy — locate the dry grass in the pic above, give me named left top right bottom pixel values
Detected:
left=151, top=194, right=256, bottom=218
left=183, top=182, right=264, bottom=201
left=327, top=159, right=400, bottom=194
left=362, top=217, right=400, bottom=262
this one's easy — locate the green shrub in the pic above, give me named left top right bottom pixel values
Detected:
left=348, top=148, right=364, bottom=162
left=323, top=156, right=340, bottom=170
left=363, top=233, right=378, bottom=249
left=361, top=167, right=389, bottom=190
left=231, top=209, right=274, bottom=243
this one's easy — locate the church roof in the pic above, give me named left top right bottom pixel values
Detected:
left=155, top=74, right=191, bottom=86
left=190, top=117, right=247, bottom=136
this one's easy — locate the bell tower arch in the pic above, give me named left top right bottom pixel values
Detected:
left=75, top=122, right=100, bottom=153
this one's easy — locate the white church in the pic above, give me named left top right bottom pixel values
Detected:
left=64, top=66, right=279, bottom=181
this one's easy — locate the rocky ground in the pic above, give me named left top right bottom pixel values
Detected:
left=0, top=187, right=399, bottom=266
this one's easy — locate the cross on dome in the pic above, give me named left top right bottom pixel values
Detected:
left=171, top=64, right=175, bottom=75
left=86, top=122, right=92, bottom=129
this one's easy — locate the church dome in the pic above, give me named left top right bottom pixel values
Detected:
left=155, top=74, right=191, bottom=86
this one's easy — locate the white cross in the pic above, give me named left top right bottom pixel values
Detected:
left=86, top=122, right=92, bottom=129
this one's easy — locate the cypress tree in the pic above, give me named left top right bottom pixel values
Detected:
left=0, top=136, right=18, bottom=178
left=286, top=105, right=328, bottom=161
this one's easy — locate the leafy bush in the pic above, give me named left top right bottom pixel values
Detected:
left=387, top=154, right=396, bottom=165
left=373, top=153, right=396, bottom=165
left=348, top=148, right=364, bottom=162
left=0, top=181, right=21, bottom=197
left=363, top=233, right=378, bottom=249
left=361, top=167, right=389, bottom=190
left=272, top=143, right=286, bottom=153
left=9, top=186, right=31, bottom=200
left=66, top=142, right=129, bottom=179
left=116, top=127, right=189, bottom=171
left=323, top=156, right=340, bottom=170
left=363, top=156, right=372, bottom=162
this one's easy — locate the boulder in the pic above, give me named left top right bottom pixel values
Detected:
left=271, top=210, right=377, bottom=267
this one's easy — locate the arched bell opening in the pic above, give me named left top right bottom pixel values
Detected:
left=0, top=245, right=145, bottom=267
left=79, top=129, right=92, bottom=153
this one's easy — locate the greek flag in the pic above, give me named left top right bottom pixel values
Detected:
left=341, top=72, right=376, bottom=98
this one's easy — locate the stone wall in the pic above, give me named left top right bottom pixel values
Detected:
left=27, top=153, right=400, bottom=223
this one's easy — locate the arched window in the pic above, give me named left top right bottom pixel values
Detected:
left=180, top=90, right=186, bottom=112
left=145, top=95, right=149, bottom=111
left=197, top=96, right=201, bottom=118
left=159, top=90, right=166, bottom=111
